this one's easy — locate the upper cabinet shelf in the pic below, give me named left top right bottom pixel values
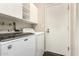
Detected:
left=0, top=3, right=38, bottom=24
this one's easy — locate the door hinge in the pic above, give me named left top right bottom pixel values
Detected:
left=68, top=46, right=69, bottom=51
left=68, top=5, right=69, bottom=10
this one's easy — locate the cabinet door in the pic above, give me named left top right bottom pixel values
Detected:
left=0, top=3, right=22, bottom=19
left=23, top=3, right=38, bottom=24
left=1, top=36, right=36, bottom=56
left=36, top=34, right=44, bottom=56
left=23, top=3, right=30, bottom=20
left=30, top=4, right=38, bottom=23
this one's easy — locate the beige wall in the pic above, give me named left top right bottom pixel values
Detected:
left=34, top=4, right=45, bottom=32
left=0, top=16, right=32, bottom=31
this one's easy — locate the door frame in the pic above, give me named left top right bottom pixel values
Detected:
left=44, top=3, right=71, bottom=55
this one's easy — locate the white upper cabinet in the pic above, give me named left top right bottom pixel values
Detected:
left=0, top=3, right=38, bottom=24
left=0, top=3, right=22, bottom=19
left=23, top=3, right=38, bottom=24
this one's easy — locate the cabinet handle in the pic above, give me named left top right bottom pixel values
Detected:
left=8, top=45, right=12, bottom=50
left=24, top=39, right=28, bottom=41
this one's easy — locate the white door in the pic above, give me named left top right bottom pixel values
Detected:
left=45, top=4, right=70, bottom=55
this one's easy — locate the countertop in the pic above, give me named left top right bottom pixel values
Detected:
left=35, top=32, right=44, bottom=35
left=0, top=32, right=44, bottom=42
left=0, top=32, right=34, bottom=42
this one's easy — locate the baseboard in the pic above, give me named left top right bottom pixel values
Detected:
left=43, top=51, right=64, bottom=56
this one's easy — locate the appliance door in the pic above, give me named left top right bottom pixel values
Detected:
left=1, top=35, right=36, bottom=56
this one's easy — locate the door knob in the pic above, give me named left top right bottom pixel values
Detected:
left=47, top=28, right=50, bottom=33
